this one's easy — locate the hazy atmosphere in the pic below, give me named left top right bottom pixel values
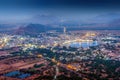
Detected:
left=0, top=0, right=120, bottom=80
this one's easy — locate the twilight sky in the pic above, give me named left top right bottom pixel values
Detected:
left=0, top=0, right=120, bottom=24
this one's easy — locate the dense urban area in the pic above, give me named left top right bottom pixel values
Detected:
left=0, top=28, right=120, bottom=80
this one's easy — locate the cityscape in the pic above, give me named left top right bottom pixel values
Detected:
left=0, top=0, right=120, bottom=80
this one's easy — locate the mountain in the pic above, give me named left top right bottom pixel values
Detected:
left=14, top=24, right=63, bottom=35
left=1, top=13, right=120, bottom=35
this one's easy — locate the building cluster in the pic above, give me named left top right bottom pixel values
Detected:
left=0, top=30, right=120, bottom=80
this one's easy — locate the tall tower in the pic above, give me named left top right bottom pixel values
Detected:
left=63, top=27, right=66, bottom=34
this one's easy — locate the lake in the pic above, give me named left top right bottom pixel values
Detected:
left=4, top=71, right=31, bottom=79
left=70, top=41, right=98, bottom=48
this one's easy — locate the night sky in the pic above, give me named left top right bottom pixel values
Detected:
left=0, top=0, right=120, bottom=24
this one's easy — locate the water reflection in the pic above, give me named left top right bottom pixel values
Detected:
left=70, top=41, right=98, bottom=48
left=4, top=71, right=31, bottom=79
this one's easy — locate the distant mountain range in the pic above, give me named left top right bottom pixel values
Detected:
left=0, top=21, right=120, bottom=35
left=0, top=13, right=120, bottom=35
left=14, top=21, right=120, bottom=35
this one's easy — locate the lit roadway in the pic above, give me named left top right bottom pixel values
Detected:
left=44, top=57, right=82, bottom=79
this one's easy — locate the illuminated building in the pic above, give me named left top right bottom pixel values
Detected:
left=63, top=27, right=66, bottom=34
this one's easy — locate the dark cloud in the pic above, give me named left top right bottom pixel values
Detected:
left=0, top=0, right=120, bottom=9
